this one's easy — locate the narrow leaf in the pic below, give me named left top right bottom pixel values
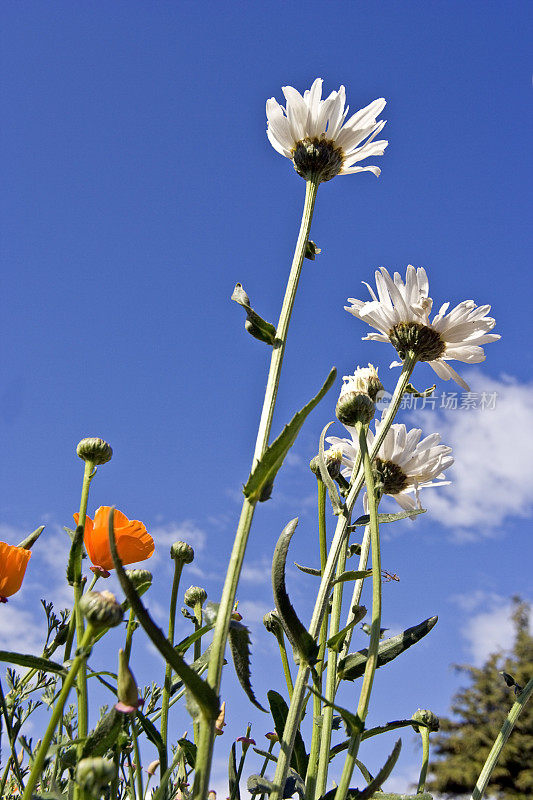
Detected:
left=229, top=741, right=241, bottom=800
left=243, top=368, right=336, bottom=503
left=351, top=508, right=425, bottom=528
left=356, top=738, right=402, bottom=800
left=81, top=708, right=123, bottom=758
left=232, top=283, right=276, bottom=345
left=175, top=621, right=215, bottom=655
left=329, top=719, right=430, bottom=760
left=107, top=508, right=219, bottom=720
left=177, top=737, right=197, bottom=768
left=317, top=421, right=344, bottom=515
left=228, top=619, right=266, bottom=711
left=272, top=518, right=318, bottom=665
left=0, top=651, right=66, bottom=676
left=330, top=570, right=372, bottom=586
left=267, top=690, right=308, bottom=778
left=17, top=525, right=45, bottom=550
left=294, top=562, right=321, bottom=577
left=338, top=616, right=438, bottom=681
left=326, top=609, right=366, bottom=653
left=307, top=686, right=361, bottom=736
left=136, top=709, right=165, bottom=756
left=66, top=524, right=85, bottom=585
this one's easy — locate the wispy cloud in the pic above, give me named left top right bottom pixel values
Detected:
left=240, top=558, right=270, bottom=586
left=410, top=372, right=533, bottom=541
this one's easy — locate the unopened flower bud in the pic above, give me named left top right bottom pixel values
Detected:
left=208, top=791, right=217, bottom=800
left=126, top=568, right=153, bottom=595
left=171, top=541, right=195, bottom=563
left=116, top=648, right=143, bottom=713
left=147, top=760, right=160, bottom=776
left=265, top=731, right=279, bottom=742
left=309, top=448, right=343, bottom=480
left=184, top=586, right=207, bottom=608
left=76, top=437, right=113, bottom=466
left=79, top=591, right=123, bottom=629
left=263, top=611, right=282, bottom=634
left=412, top=708, right=440, bottom=732
left=336, top=391, right=375, bottom=426
left=76, top=757, right=117, bottom=793
left=215, top=701, right=226, bottom=736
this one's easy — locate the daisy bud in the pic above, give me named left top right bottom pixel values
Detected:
left=76, top=437, right=113, bottom=466
left=125, top=568, right=153, bottom=595
left=171, top=541, right=195, bottom=563
left=263, top=611, right=282, bottom=634
left=215, top=701, right=226, bottom=735
left=76, top=757, right=117, bottom=794
left=184, top=586, right=207, bottom=608
left=412, top=708, right=440, bottom=733
left=147, top=760, right=160, bottom=776
left=79, top=590, right=124, bottom=629
left=309, top=448, right=343, bottom=480
left=116, top=648, right=143, bottom=713
left=336, top=391, right=375, bottom=427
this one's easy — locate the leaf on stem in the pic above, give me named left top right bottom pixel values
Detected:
left=293, top=562, right=321, bottom=577
left=267, top=690, right=308, bottom=779
left=317, top=421, right=344, bottom=515
left=107, top=508, right=220, bottom=720
left=338, top=616, right=438, bottom=681
left=231, top=283, right=276, bottom=345
left=229, top=741, right=241, bottom=800
left=329, top=719, right=430, bottom=761
left=228, top=619, right=266, bottom=711
left=330, top=570, right=373, bottom=586
left=16, top=525, right=45, bottom=550
left=66, top=524, right=85, bottom=585
left=326, top=609, right=367, bottom=653
left=0, top=651, right=66, bottom=676
left=243, top=368, right=337, bottom=503
left=350, top=509, right=426, bottom=529
left=272, top=519, right=319, bottom=666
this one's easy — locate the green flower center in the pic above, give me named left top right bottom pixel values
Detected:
left=388, top=321, right=446, bottom=362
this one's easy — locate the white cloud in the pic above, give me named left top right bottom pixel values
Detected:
left=240, top=558, right=271, bottom=586
left=451, top=591, right=533, bottom=666
left=0, top=605, right=43, bottom=656
left=410, top=372, right=533, bottom=540
left=237, top=599, right=271, bottom=626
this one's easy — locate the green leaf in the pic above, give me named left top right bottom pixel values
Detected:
left=247, top=775, right=273, bottom=795
left=305, top=240, right=321, bottom=260
left=293, top=562, right=321, bottom=577
left=317, top=421, right=344, bottom=515
left=326, top=609, right=366, bottom=652
left=228, top=619, right=266, bottom=711
left=232, top=283, right=276, bottom=345
left=17, top=525, right=45, bottom=550
left=338, top=615, right=438, bottom=681
left=81, top=708, right=124, bottom=758
left=350, top=508, right=426, bottom=528
left=267, top=690, right=308, bottom=779
left=243, top=368, right=336, bottom=503
left=252, top=747, right=277, bottom=764
left=330, top=570, right=372, bottom=586
left=0, top=651, right=66, bottom=676
left=177, top=737, right=197, bottom=768
left=107, top=508, right=220, bottom=720
left=307, top=686, right=361, bottom=736
left=405, top=382, right=436, bottom=398
left=272, top=518, right=318, bottom=665
left=229, top=741, right=241, bottom=800
left=175, top=621, right=215, bottom=655
left=136, top=709, right=165, bottom=755
left=66, top=524, right=85, bottom=585
left=329, top=719, right=430, bottom=761
left=319, top=740, right=401, bottom=800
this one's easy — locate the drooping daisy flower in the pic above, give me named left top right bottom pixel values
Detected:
left=345, top=265, right=500, bottom=390
left=335, top=364, right=384, bottom=426
left=266, top=78, right=387, bottom=182
left=327, top=420, right=453, bottom=514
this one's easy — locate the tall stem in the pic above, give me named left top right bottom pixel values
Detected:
left=192, top=178, right=319, bottom=800
left=334, top=422, right=382, bottom=800
left=270, top=354, right=416, bottom=800
left=417, top=726, right=430, bottom=793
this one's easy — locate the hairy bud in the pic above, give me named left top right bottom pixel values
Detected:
left=336, top=390, right=375, bottom=426
left=125, top=568, right=153, bottom=595
left=171, top=541, right=195, bottom=563
left=79, top=590, right=123, bottom=629
left=76, top=437, right=113, bottom=465
left=184, top=586, right=207, bottom=608
left=76, top=757, right=117, bottom=793
left=412, top=708, right=440, bottom=732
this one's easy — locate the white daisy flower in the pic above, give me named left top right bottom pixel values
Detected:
left=266, top=78, right=387, bottom=182
left=327, top=420, right=454, bottom=515
left=339, top=364, right=384, bottom=401
left=345, top=265, right=500, bottom=390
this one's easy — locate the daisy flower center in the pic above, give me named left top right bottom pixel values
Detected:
left=374, top=457, right=409, bottom=495
left=292, top=137, right=345, bottom=183
left=388, top=321, right=446, bottom=362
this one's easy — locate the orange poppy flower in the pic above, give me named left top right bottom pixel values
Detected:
left=0, top=542, right=31, bottom=600
left=73, top=507, right=154, bottom=572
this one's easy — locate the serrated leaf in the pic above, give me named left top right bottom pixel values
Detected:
left=338, top=616, right=438, bottom=681
left=317, top=421, right=344, bottom=515
left=107, top=508, right=219, bottom=720
left=232, top=283, right=276, bottom=345
left=329, top=719, right=430, bottom=761
left=294, top=562, right=321, bottom=577
left=243, top=368, right=336, bottom=503
left=267, top=690, right=308, bottom=778
left=272, top=519, right=318, bottom=665
left=330, top=570, right=372, bottom=586
left=228, top=619, right=266, bottom=711
left=0, top=651, right=66, bottom=676
left=351, top=508, right=426, bottom=528
left=17, top=525, right=45, bottom=550
left=229, top=741, right=241, bottom=800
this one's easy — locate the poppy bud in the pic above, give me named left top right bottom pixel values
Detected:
left=76, top=757, right=117, bottom=793
left=79, top=590, right=124, bottom=629
left=76, top=437, right=113, bottom=466
left=171, top=541, right=195, bottom=564
left=116, top=648, right=143, bottom=713
left=184, top=586, right=207, bottom=608
left=412, top=708, right=440, bottom=732
left=214, top=701, right=226, bottom=735
left=336, top=391, right=375, bottom=426
left=126, top=568, right=153, bottom=595
left=147, top=760, right=160, bottom=776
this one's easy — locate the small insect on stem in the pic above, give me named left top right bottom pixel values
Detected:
left=382, top=570, right=400, bottom=582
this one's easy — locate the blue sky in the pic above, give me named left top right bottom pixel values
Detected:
left=1, top=1, right=532, bottom=794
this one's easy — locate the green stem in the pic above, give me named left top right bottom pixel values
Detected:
left=334, top=422, right=382, bottom=800
left=470, top=676, right=533, bottom=800
left=270, top=354, right=416, bottom=800
left=124, top=608, right=137, bottom=661
left=192, top=177, right=320, bottom=800
left=417, top=727, right=430, bottom=793
left=161, top=558, right=184, bottom=751
left=0, top=680, right=24, bottom=794
left=131, top=718, right=144, bottom=800
left=22, top=625, right=95, bottom=800
left=274, top=627, right=294, bottom=700
left=229, top=726, right=253, bottom=800
left=337, top=525, right=371, bottom=667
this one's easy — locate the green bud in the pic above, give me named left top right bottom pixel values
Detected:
left=309, top=448, right=342, bottom=480
left=336, top=391, right=375, bottom=426
left=76, top=757, right=117, bottom=794
left=116, top=648, right=141, bottom=712
left=125, top=568, right=153, bottom=595
left=76, top=437, right=113, bottom=466
left=263, top=611, right=282, bottom=634
left=170, top=541, right=195, bottom=563
left=184, top=585, right=207, bottom=608
left=79, top=591, right=124, bottom=629
left=412, top=708, right=440, bottom=732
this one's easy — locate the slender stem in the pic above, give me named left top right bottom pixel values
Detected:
left=161, top=559, right=184, bottom=750
left=334, top=422, right=382, bottom=800
left=417, top=727, right=430, bottom=793
left=131, top=718, right=144, bottom=800
left=337, top=524, right=371, bottom=667
left=192, top=177, right=320, bottom=800
left=270, top=355, right=416, bottom=800
left=274, top=627, right=294, bottom=700
left=22, top=625, right=95, bottom=800
left=0, top=680, right=24, bottom=794
left=124, top=608, right=137, bottom=661
left=229, top=726, right=253, bottom=800
left=470, top=676, right=533, bottom=800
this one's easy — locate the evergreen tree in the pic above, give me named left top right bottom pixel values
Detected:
left=428, top=597, right=533, bottom=799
